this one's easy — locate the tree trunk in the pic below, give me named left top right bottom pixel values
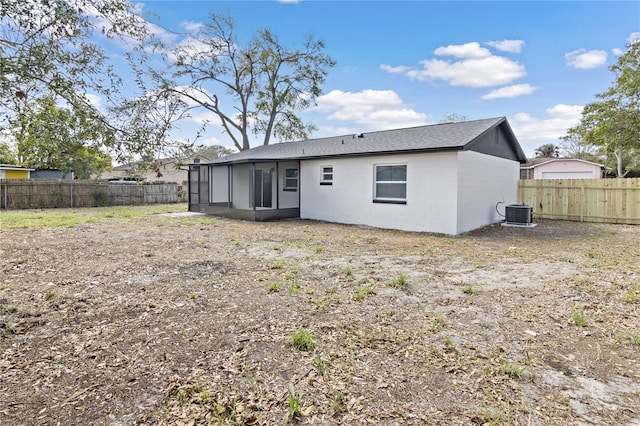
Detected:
left=614, top=145, right=627, bottom=177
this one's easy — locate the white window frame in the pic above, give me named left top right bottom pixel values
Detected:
left=373, top=163, right=407, bottom=204
left=283, top=168, right=298, bottom=191
left=320, top=165, right=333, bottom=185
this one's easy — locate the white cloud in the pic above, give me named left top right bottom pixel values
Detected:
left=565, top=49, right=607, bottom=69
left=612, top=33, right=640, bottom=57
left=382, top=41, right=526, bottom=88
left=314, top=89, right=428, bottom=130
left=181, top=20, right=204, bottom=33
left=485, top=39, right=525, bottom=53
left=167, top=37, right=215, bottom=64
left=199, top=136, right=225, bottom=146
left=85, top=93, right=105, bottom=112
left=510, top=104, right=583, bottom=155
left=86, top=2, right=177, bottom=47
left=434, top=42, right=491, bottom=59
left=379, top=64, right=411, bottom=74
left=407, top=56, right=525, bottom=87
left=481, top=84, right=538, bottom=100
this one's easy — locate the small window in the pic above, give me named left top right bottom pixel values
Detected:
left=284, top=168, right=298, bottom=191
left=320, top=166, right=333, bottom=185
left=374, top=164, right=406, bottom=203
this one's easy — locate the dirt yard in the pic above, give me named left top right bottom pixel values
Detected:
left=1, top=205, right=639, bottom=425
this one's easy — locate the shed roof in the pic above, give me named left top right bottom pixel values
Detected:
left=0, top=164, right=35, bottom=171
left=207, top=117, right=527, bottom=165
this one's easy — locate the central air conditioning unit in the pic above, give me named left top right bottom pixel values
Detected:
left=504, top=204, right=533, bottom=225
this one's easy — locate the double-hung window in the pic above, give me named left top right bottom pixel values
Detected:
left=320, top=166, right=333, bottom=185
left=284, top=168, right=298, bottom=191
left=374, top=164, right=407, bottom=203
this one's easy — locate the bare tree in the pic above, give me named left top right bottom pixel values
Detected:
left=158, top=13, right=335, bottom=151
left=559, top=133, right=601, bottom=161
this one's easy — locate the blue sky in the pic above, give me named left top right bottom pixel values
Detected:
left=99, top=1, right=640, bottom=157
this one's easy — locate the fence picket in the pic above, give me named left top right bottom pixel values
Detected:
left=0, top=180, right=179, bottom=209
left=518, top=178, right=640, bottom=225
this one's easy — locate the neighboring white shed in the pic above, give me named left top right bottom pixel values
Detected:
left=189, top=117, right=527, bottom=235
left=520, top=158, right=604, bottom=179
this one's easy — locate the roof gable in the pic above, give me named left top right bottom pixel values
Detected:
left=208, top=117, right=527, bottom=165
left=521, top=158, right=605, bottom=169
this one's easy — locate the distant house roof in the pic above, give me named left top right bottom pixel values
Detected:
left=207, top=117, right=527, bottom=165
left=521, top=158, right=605, bottom=169
left=112, top=156, right=211, bottom=171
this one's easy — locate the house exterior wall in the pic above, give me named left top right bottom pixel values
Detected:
left=231, top=164, right=251, bottom=209
left=210, top=166, right=229, bottom=203
left=2, top=169, right=30, bottom=179
left=278, top=161, right=300, bottom=209
left=456, top=151, right=519, bottom=234
left=149, top=165, right=188, bottom=184
left=300, top=152, right=460, bottom=235
left=532, top=160, right=601, bottom=179
left=31, top=170, right=73, bottom=179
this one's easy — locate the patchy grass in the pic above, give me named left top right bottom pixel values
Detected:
left=501, top=363, right=526, bottom=379
left=353, top=282, right=377, bottom=301
left=269, top=259, right=285, bottom=270
left=290, top=328, right=315, bottom=351
left=268, top=282, right=282, bottom=293
left=287, top=282, right=302, bottom=296
left=387, top=272, right=408, bottom=289
left=571, top=312, right=588, bottom=327
left=462, top=284, right=476, bottom=295
left=340, top=265, right=353, bottom=278
left=286, top=387, right=304, bottom=423
left=0, top=204, right=184, bottom=229
left=282, top=269, right=298, bottom=280
left=1, top=213, right=638, bottom=425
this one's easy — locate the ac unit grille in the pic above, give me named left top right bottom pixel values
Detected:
left=505, top=204, right=532, bottom=224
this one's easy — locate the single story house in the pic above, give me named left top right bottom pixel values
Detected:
left=101, top=157, right=208, bottom=185
left=520, top=158, right=604, bottom=179
left=188, top=117, right=527, bottom=235
left=0, top=165, right=34, bottom=179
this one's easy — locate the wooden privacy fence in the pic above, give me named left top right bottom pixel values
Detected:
left=0, top=179, right=179, bottom=209
left=518, top=178, right=640, bottom=225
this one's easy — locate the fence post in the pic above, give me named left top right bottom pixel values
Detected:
left=580, top=180, right=585, bottom=222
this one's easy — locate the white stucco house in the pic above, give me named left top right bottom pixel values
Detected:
left=188, top=117, right=528, bottom=235
left=520, top=158, right=604, bottom=179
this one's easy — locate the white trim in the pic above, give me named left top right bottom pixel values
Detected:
left=373, top=163, right=407, bottom=203
left=521, top=158, right=604, bottom=169
left=284, top=167, right=299, bottom=191
left=320, top=165, right=333, bottom=184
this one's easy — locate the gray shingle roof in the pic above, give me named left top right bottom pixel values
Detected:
left=208, top=117, right=523, bottom=164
